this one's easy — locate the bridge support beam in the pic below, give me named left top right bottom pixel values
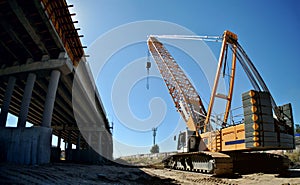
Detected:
left=0, top=76, right=16, bottom=127
left=0, top=127, right=52, bottom=164
left=88, top=132, right=92, bottom=150
left=42, top=70, right=61, bottom=128
left=17, top=73, right=36, bottom=127
left=76, top=131, right=81, bottom=150
left=98, top=133, right=102, bottom=154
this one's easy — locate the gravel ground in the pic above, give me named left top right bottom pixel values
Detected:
left=142, top=168, right=300, bottom=185
left=0, top=163, right=300, bottom=185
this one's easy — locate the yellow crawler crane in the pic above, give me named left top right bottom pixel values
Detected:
left=147, top=30, right=294, bottom=175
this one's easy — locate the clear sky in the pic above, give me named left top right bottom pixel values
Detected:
left=64, top=0, right=300, bottom=158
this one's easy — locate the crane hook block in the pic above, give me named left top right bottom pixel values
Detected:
left=146, top=61, right=151, bottom=69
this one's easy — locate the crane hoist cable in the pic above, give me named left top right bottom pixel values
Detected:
left=223, top=44, right=228, bottom=78
left=146, top=50, right=151, bottom=90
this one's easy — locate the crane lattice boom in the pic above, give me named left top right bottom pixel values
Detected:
left=147, top=37, right=206, bottom=133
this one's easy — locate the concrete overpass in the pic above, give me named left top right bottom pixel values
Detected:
left=0, top=0, right=112, bottom=164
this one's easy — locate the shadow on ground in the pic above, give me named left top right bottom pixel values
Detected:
left=0, top=162, right=178, bottom=185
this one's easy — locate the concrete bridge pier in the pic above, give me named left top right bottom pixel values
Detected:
left=76, top=131, right=81, bottom=150
left=42, top=70, right=61, bottom=128
left=0, top=69, right=61, bottom=165
left=0, top=0, right=113, bottom=165
left=17, top=73, right=36, bottom=128
left=57, top=130, right=62, bottom=149
left=51, top=130, right=62, bottom=162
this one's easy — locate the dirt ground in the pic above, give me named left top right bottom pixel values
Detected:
left=1, top=163, right=300, bottom=185
left=142, top=168, right=300, bottom=185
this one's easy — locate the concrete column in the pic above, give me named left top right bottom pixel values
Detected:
left=88, top=132, right=92, bottom=150
left=64, top=140, right=67, bottom=151
left=98, top=132, right=102, bottom=153
left=76, top=132, right=81, bottom=150
left=67, top=131, right=72, bottom=150
left=17, top=73, right=36, bottom=127
left=0, top=76, right=16, bottom=127
left=42, top=70, right=61, bottom=128
left=109, top=135, right=113, bottom=159
left=57, top=130, right=62, bottom=149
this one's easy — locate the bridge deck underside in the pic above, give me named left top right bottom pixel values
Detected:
left=0, top=0, right=109, bottom=149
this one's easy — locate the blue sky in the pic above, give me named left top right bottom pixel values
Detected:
left=66, top=0, right=300, bottom=157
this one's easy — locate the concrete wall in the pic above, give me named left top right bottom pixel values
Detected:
left=121, top=152, right=177, bottom=160
left=66, top=148, right=106, bottom=164
left=51, top=147, right=61, bottom=162
left=0, top=127, right=52, bottom=165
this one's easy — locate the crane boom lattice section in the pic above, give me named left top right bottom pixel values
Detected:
left=147, top=37, right=206, bottom=132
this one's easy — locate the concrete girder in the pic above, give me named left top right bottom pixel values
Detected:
left=0, top=58, right=73, bottom=77
left=0, top=40, right=18, bottom=61
left=61, top=74, right=73, bottom=92
left=60, top=131, right=80, bottom=146
left=52, top=126, right=79, bottom=144
left=72, top=77, right=102, bottom=125
left=52, top=125, right=107, bottom=132
left=73, top=73, right=101, bottom=119
left=8, top=0, right=48, bottom=55
left=0, top=19, right=34, bottom=59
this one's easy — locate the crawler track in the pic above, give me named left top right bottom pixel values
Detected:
left=163, top=151, right=233, bottom=176
left=163, top=152, right=290, bottom=176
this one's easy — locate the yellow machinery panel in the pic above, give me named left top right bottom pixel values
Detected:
left=200, top=130, right=221, bottom=152
left=221, top=124, right=246, bottom=151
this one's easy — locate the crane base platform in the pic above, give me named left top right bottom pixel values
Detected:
left=227, top=152, right=290, bottom=174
